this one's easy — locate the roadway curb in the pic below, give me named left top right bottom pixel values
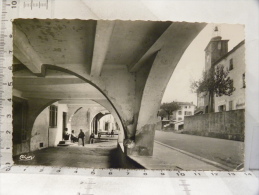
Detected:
left=154, top=141, right=232, bottom=171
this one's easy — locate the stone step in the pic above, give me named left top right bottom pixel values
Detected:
left=57, top=140, right=74, bottom=146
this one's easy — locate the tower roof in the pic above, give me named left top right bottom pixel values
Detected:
left=204, top=36, right=229, bottom=51
left=210, top=36, right=222, bottom=41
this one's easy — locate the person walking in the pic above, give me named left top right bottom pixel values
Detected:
left=111, top=130, right=114, bottom=137
left=78, top=129, right=85, bottom=146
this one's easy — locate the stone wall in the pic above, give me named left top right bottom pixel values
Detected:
left=71, top=107, right=90, bottom=141
left=184, top=109, right=245, bottom=141
left=30, top=103, right=68, bottom=151
left=30, top=108, right=49, bottom=151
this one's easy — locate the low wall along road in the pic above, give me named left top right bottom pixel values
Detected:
left=184, top=109, right=245, bottom=141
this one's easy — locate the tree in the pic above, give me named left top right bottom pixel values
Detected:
left=157, top=109, right=167, bottom=120
left=158, top=102, right=180, bottom=120
left=191, top=65, right=235, bottom=113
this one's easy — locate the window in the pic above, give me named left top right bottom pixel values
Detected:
left=178, top=111, right=182, bottom=115
left=178, top=117, right=182, bottom=121
left=242, top=73, right=246, bottom=88
left=49, top=105, right=58, bottom=127
left=184, top=111, right=192, bottom=116
left=185, top=106, right=187, bottom=108
left=229, top=101, right=233, bottom=111
left=105, top=122, right=109, bottom=130
left=229, top=58, right=233, bottom=70
left=218, top=105, right=226, bottom=112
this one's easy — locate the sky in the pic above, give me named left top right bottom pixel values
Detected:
left=161, top=23, right=245, bottom=105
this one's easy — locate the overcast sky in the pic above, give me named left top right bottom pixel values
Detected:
left=161, top=23, right=245, bottom=105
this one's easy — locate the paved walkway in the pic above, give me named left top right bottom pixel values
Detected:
left=13, top=132, right=240, bottom=171
left=14, top=140, right=222, bottom=170
left=14, top=141, right=119, bottom=168
left=129, top=142, right=222, bottom=171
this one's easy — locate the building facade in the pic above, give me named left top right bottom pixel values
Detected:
left=171, top=102, right=196, bottom=130
left=197, top=36, right=245, bottom=113
left=214, top=41, right=245, bottom=112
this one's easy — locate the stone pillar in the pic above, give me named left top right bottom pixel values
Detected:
left=124, top=23, right=206, bottom=156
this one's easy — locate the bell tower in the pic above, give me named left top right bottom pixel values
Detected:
left=204, top=26, right=229, bottom=71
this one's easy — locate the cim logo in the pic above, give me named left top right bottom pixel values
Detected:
left=19, top=154, right=35, bottom=161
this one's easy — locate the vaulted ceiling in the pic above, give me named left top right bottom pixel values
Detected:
left=13, top=19, right=172, bottom=106
left=13, top=19, right=204, bottom=112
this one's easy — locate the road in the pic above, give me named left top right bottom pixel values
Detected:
left=155, top=130, right=244, bottom=169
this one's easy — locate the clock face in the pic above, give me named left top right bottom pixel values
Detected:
left=206, top=54, right=211, bottom=63
left=218, top=42, right=221, bottom=50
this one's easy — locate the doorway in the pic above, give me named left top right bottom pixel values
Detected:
left=62, top=112, right=68, bottom=140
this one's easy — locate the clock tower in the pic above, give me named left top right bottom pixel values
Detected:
left=201, top=26, right=229, bottom=113
left=204, top=28, right=229, bottom=71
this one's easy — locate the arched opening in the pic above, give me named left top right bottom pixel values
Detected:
left=13, top=71, right=126, bottom=168
left=43, top=64, right=127, bottom=138
left=91, top=112, right=110, bottom=135
left=13, top=65, right=125, bottom=155
left=28, top=97, right=124, bottom=150
left=90, top=113, right=120, bottom=141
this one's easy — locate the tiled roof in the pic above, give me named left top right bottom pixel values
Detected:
left=174, top=101, right=195, bottom=106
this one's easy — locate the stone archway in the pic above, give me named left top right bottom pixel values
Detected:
left=91, top=112, right=110, bottom=135
left=13, top=19, right=206, bottom=156
left=13, top=66, right=126, bottom=155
